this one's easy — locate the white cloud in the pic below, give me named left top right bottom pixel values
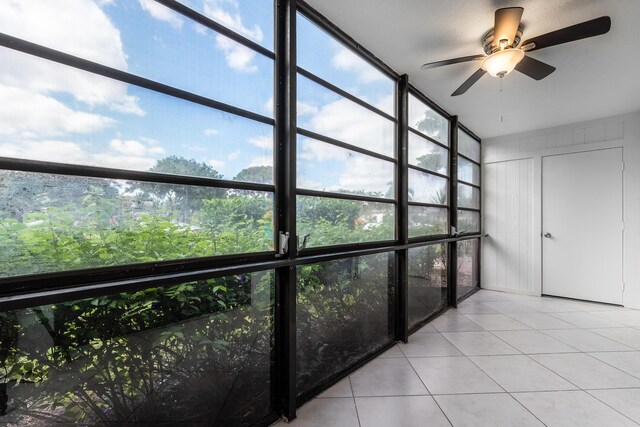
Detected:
left=298, top=137, right=393, bottom=195
left=0, top=0, right=127, bottom=68
left=202, top=0, right=264, bottom=73
left=332, top=46, right=385, bottom=84
left=308, top=98, right=394, bottom=157
left=92, top=153, right=158, bottom=171
left=264, top=97, right=274, bottom=114
left=138, top=0, right=184, bottom=29
left=204, top=128, right=219, bottom=137
left=228, top=150, right=241, bottom=160
left=0, top=140, right=160, bottom=172
left=248, top=156, right=270, bottom=167
left=110, top=139, right=165, bottom=157
left=0, top=1, right=143, bottom=116
left=207, top=158, right=225, bottom=169
left=215, top=36, right=258, bottom=73
left=203, top=0, right=263, bottom=41
left=298, top=100, right=319, bottom=116
left=247, top=135, right=273, bottom=150
left=0, top=85, right=114, bottom=138
left=0, top=140, right=91, bottom=165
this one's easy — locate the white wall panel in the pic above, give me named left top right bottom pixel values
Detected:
left=482, top=112, right=640, bottom=307
left=482, top=158, right=535, bottom=294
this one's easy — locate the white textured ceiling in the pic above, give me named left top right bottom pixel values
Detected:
left=305, top=0, right=640, bottom=139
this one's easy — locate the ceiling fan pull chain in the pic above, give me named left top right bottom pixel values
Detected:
left=499, top=77, right=504, bottom=123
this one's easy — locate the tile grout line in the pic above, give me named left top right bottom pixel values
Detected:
left=462, top=347, right=550, bottom=427
left=404, top=352, right=454, bottom=427
left=347, top=377, right=362, bottom=427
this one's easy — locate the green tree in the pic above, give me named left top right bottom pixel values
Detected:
left=130, top=156, right=225, bottom=221
left=416, top=152, right=445, bottom=173
left=232, top=165, right=272, bottom=184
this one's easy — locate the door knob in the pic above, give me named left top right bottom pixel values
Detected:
left=544, top=232, right=552, bottom=238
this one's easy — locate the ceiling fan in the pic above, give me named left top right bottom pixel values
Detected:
left=421, top=7, right=611, bottom=96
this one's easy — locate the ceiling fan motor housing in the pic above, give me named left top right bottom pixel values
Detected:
left=482, top=26, right=523, bottom=54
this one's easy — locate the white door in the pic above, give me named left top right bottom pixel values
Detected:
left=542, top=148, right=623, bottom=304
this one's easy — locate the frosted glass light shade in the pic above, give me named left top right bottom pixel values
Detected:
left=481, top=49, right=525, bottom=77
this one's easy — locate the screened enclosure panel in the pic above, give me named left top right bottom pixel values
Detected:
left=296, top=252, right=394, bottom=397
left=408, top=244, right=447, bottom=328
left=458, top=210, right=480, bottom=233
left=457, top=129, right=481, bottom=162
left=296, top=13, right=394, bottom=116
left=1, top=0, right=274, bottom=115
left=457, top=239, right=479, bottom=300
left=297, top=196, right=395, bottom=247
left=0, top=170, right=273, bottom=278
left=297, top=135, right=395, bottom=198
left=408, top=94, right=448, bottom=145
left=0, top=271, right=275, bottom=426
left=408, top=206, right=448, bottom=238
left=408, top=132, right=448, bottom=174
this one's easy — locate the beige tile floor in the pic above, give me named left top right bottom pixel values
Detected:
left=274, top=289, right=640, bottom=427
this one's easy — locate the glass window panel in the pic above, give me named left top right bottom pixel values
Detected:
left=0, top=271, right=275, bottom=425
left=297, top=13, right=394, bottom=116
left=297, top=253, right=393, bottom=396
left=458, top=183, right=480, bottom=209
left=458, top=129, right=481, bottom=162
left=297, top=135, right=394, bottom=198
left=458, top=210, right=480, bottom=233
left=0, top=51, right=273, bottom=184
left=458, top=156, right=480, bottom=185
left=297, top=75, right=395, bottom=157
left=408, top=206, right=448, bottom=238
left=408, top=132, right=448, bottom=174
left=408, top=244, right=447, bottom=328
left=408, top=169, right=448, bottom=205
left=408, top=94, right=448, bottom=145
left=297, top=196, right=394, bottom=247
left=457, top=239, right=479, bottom=299
left=0, top=171, right=274, bottom=278
left=1, top=1, right=273, bottom=115
left=176, top=0, right=274, bottom=51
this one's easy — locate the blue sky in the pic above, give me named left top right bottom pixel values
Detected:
left=0, top=0, right=449, bottom=193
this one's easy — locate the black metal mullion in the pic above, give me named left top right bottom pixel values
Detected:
left=448, top=116, right=459, bottom=307
left=297, top=128, right=396, bottom=163
left=408, top=201, right=448, bottom=209
left=296, top=1, right=398, bottom=80
left=408, top=84, right=452, bottom=121
left=156, top=0, right=275, bottom=59
left=408, top=127, right=450, bottom=151
left=458, top=207, right=481, bottom=213
left=0, top=33, right=275, bottom=127
left=0, top=157, right=275, bottom=192
left=297, top=67, right=395, bottom=122
left=458, top=179, right=481, bottom=189
left=297, top=188, right=395, bottom=204
left=408, top=164, right=450, bottom=181
left=458, top=122, right=482, bottom=143
left=275, top=0, right=297, bottom=421
left=396, top=75, right=409, bottom=343
left=458, top=152, right=481, bottom=166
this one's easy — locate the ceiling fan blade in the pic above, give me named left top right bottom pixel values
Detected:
left=521, top=16, right=611, bottom=52
left=452, top=69, right=486, bottom=96
left=494, top=7, right=524, bottom=46
left=421, top=54, right=485, bottom=70
left=515, top=55, right=556, bottom=80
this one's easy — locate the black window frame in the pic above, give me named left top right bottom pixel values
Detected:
left=0, top=0, right=484, bottom=424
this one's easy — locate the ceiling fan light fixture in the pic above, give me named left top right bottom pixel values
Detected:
left=481, top=48, right=525, bottom=77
